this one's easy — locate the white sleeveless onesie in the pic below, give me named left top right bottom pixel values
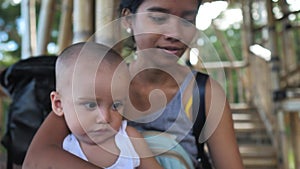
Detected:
left=63, top=121, right=140, bottom=169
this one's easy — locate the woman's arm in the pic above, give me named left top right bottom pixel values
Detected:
left=126, top=126, right=163, bottom=169
left=22, top=112, right=102, bottom=169
left=204, top=78, right=244, bottom=169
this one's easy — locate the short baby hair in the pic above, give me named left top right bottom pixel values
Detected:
left=55, top=42, right=123, bottom=91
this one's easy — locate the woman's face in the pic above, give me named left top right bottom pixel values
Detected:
left=130, top=0, right=199, bottom=58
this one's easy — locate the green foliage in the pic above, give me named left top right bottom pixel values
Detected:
left=0, top=0, right=61, bottom=64
left=0, top=0, right=20, bottom=21
left=0, top=0, right=21, bottom=66
left=203, top=26, right=243, bottom=62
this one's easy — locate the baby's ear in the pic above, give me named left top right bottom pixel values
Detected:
left=50, top=91, right=64, bottom=116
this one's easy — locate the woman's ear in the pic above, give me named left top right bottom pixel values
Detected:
left=121, top=8, right=132, bottom=31
left=50, top=91, right=64, bottom=116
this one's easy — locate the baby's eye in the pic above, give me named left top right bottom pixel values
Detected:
left=83, top=102, right=97, bottom=110
left=112, top=101, right=123, bottom=111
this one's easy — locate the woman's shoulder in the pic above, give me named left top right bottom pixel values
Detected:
left=192, top=70, right=226, bottom=106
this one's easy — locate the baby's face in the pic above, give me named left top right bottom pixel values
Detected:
left=62, top=56, right=130, bottom=145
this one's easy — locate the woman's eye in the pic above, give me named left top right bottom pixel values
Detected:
left=83, top=102, right=97, bottom=110
left=112, top=101, right=123, bottom=111
left=181, top=19, right=195, bottom=26
left=149, top=13, right=169, bottom=24
left=151, top=16, right=167, bottom=23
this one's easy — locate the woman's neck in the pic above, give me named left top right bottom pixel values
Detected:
left=129, top=56, right=190, bottom=86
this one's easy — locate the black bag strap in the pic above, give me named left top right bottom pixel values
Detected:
left=192, top=72, right=212, bottom=169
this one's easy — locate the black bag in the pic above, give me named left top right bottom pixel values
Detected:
left=0, top=56, right=57, bottom=169
left=193, top=72, right=213, bottom=169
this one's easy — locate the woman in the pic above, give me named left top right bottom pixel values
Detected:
left=23, top=0, right=244, bottom=169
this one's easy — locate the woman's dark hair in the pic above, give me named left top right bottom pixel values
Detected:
left=119, top=0, right=203, bottom=14
left=119, top=0, right=203, bottom=57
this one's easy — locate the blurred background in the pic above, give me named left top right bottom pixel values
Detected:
left=0, top=0, right=299, bottom=168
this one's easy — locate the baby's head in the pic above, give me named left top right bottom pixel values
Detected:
left=55, top=42, right=125, bottom=91
left=51, top=42, right=130, bottom=145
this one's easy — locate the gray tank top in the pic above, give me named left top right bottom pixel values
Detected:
left=129, top=72, right=198, bottom=165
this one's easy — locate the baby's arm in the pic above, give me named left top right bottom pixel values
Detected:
left=23, top=112, right=102, bottom=169
left=126, top=126, right=163, bottom=169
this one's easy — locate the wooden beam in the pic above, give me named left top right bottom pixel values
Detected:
left=280, top=65, right=300, bottom=82
left=280, top=98, right=300, bottom=112
left=199, top=60, right=248, bottom=69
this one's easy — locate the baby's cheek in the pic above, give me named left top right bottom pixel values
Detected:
left=66, top=115, right=86, bottom=135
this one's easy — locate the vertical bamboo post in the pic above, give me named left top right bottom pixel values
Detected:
left=228, top=70, right=234, bottom=102
left=277, top=110, right=289, bottom=169
left=36, top=0, right=55, bottom=55
left=21, top=0, right=37, bottom=59
left=95, top=0, right=121, bottom=51
left=290, top=112, right=300, bottom=169
left=241, top=0, right=253, bottom=104
left=266, top=0, right=280, bottom=91
left=266, top=1, right=289, bottom=167
left=212, top=24, right=247, bottom=103
left=73, top=0, right=94, bottom=43
left=279, top=1, right=297, bottom=86
left=212, top=25, right=235, bottom=102
left=266, top=0, right=284, bottom=167
left=57, top=0, right=73, bottom=53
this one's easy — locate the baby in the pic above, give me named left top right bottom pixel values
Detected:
left=50, top=42, right=162, bottom=169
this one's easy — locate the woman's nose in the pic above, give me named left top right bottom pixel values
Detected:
left=163, top=17, right=184, bottom=41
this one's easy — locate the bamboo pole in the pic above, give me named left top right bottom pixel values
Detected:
left=95, top=0, right=121, bottom=51
left=57, top=0, right=73, bottom=53
left=277, top=110, right=289, bottom=169
left=241, top=0, right=253, bottom=104
left=21, top=0, right=37, bottom=59
left=279, top=1, right=300, bottom=168
left=279, top=0, right=297, bottom=87
left=266, top=0, right=280, bottom=91
left=290, top=112, right=300, bottom=169
left=73, top=0, right=94, bottom=43
left=213, top=26, right=234, bottom=102
left=265, top=1, right=284, bottom=167
left=212, top=24, right=244, bottom=103
left=36, top=0, right=55, bottom=55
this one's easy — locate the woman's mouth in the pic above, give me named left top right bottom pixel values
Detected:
left=159, top=47, right=182, bottom=55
